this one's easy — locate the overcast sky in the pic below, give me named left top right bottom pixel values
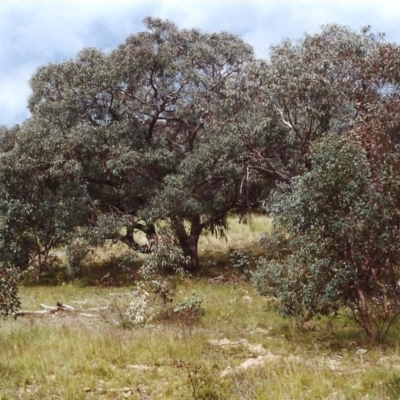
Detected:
left=1, top=0, right=400, bottom=127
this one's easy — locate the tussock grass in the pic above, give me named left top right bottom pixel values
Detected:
left=198, top=215, right=273, bottom=274
left=2, top=282, right=400, bottom=399
left=3, top=216, right=400, bottom=399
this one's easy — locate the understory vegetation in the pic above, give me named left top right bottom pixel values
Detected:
left=2, top=219, right=400, bottom=399
left=3, top=285, right=400, bottom=400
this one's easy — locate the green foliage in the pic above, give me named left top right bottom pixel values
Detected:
left=0, top=267, right=20, bottom=318
left=65, top=240, right=92, bottom=277
left=232, top=23, right=400, bottom=342
left=230, top=250, right=254, bottom=280
left=0, top=123, right=93, bottom=282
left=21, top=17, right=255, bottom=272
left=140, top=229, right=188, bottom=278
left=230, top=24, right=400, bottom=189
left=106, top=249, right=138, bottom=274
left=124, top=284, right=155, bottom=327
left=173, top=292, right=205, bottom=320
left=253, top=135, right=400, bottom=341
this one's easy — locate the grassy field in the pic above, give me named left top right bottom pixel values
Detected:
left=1, top=216, right=400, bottom=399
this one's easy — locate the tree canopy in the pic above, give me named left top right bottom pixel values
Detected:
left=2, top=17, right=256, bottom=277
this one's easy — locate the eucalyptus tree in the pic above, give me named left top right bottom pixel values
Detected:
left=244, top=25, right=400, bottom=341
left=22, top=17, right=255, bottom=271
left=253, top=135, right=400, bottom=341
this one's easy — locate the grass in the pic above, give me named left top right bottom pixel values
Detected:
left=2, top=216, right=400, bottom=399
left=2, top=283, right=400, bottom=399
left=198, top=214, right=274, bottom=275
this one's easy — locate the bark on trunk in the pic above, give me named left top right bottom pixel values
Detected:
left=356, top=283, right=376, bottom=341
left=171, top=216, right=202, bottom=272
left=187, top=233, right=200, bottom=272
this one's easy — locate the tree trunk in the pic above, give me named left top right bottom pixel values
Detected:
left=356, top=284, right=376, bottom=341
left=187, top=234, right=200, bottom=272
left=36, top=250, right=42, bottom=284
left=120, top=223, right=157, bottom=253
left=171, top=216, right=202, bottom=272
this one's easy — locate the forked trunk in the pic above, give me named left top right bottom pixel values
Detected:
left=171, top=216, right=202, bottom=272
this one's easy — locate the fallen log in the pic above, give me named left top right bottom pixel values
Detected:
left=40, top=302, right=75, bottom=312
left=15, top=302, right=108, bottom=317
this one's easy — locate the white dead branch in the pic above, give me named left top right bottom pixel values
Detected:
left=15, top=302, right=108, bottom=317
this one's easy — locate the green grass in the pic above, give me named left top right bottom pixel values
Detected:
left=2, top=216, right=400, bottom=399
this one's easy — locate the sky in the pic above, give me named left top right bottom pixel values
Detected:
left=1, top=0, right=400, bottom=127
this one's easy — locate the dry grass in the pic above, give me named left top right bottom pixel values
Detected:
left=200, top=214, right=273, bottom=249
left=1, top=281, right=400, bottom=399
left=198, top=215, right=273, bottom=274
left=2, top=216, right=400, bottom=399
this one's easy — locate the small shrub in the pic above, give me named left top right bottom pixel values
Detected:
left=173, top=292, right=205, bottom=320
left=66, top=240, right=93, bottom=277
left=151, top=278, right=175, bottom=305
left=0, top=267, right=20, bottom=318
left=132, top=229, right=205, bottom=325
left=110, top=249, right=138, bottom=273
left=141, top=229, right=188, bottom=278
left=125, top=284, right=155, bottom=327
left=177, top=361, right=231, bottom=400
left=230, top=250, right=253, bottom=280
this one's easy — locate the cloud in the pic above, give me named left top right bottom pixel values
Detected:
left=0, top=65, right=33, bottom=126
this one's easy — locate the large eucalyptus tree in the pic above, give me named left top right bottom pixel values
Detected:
left=8, top=17, right=255, bottom=272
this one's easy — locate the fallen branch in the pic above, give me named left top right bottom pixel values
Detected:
left=15, top=302, right=108, bottom=317
left=40, top=302, right=75, bottom=312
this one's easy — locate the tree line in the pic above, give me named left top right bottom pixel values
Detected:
left=2, top=19, right=400, bottom=340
